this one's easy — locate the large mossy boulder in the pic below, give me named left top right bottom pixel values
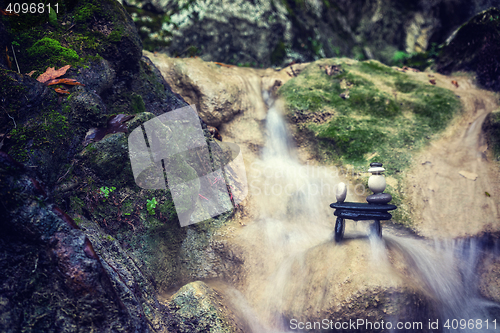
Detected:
left=0, top=0, right=241, bottom=331
left=0, top=156, right=163, bottom=332
left=279, top=59, right=461, bottom=172
left=436, top=7, right=500, bottom=91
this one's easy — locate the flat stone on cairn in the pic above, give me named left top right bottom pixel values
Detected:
left=366, top=193, right=392, bottom=204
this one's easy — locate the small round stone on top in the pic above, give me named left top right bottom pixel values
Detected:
left=370, top=162, right=383, bottom=167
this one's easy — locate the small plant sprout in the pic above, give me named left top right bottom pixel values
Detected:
left=99, top=186, right=116, bottom=201
left=146, top=197, right=157, bottom=216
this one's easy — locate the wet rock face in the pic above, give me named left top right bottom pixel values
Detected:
left=436, top=7, right=500, bottom=91
left=0, top=159, right=158, bottom=332
left=143, top=52, right=246, bottom=126
left=483, top=110, right=500, bottom=161
left=126, top=0, right=498, bottom=66
left=0, top=0, right=188, bottom=186
left=0, top=0, right=240, bottom=331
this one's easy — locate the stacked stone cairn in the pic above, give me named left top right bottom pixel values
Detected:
left=366, top=162, right=392, bottom=204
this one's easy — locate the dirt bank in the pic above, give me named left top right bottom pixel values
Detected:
left=405, top=72, right=500, bottom=238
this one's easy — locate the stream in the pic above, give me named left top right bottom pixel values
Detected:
left=145, top=53, right=500, bottom=331
left=215, top=88, right=500, bottom=332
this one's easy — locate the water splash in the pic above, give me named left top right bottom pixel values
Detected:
left=386, top=235, right=500, bottom=333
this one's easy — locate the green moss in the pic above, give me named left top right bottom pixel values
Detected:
left=85, top=143, right=97, bottom=153
left=131, top=94, right=146, bottom=114
left=358, top=60, right=398, bottom=76
left=73, top=2, right=101, bottom=23
left=27, top=37, right=80, bottom=69
left=394, top=77, right=419, bottom=93
left=70, top=196, right=85, bottom=215
left=271, top=40, right=287, bottom=66
left=313, top=116, right=384, bottom=161
left=108, top=28, right=124, bottom=43
left=8, top=102, right=70, bottom=163
left=412, top=91, right=459, bottom=130
left=279, top=59, right=462, bottom=172
left=348, top=88, right=400, bottom=117
left=391, top=51, right=411, bottom=67
left=159, top=200, right=175, bottom=215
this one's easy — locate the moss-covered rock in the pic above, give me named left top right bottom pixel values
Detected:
left=27, top=37, right=80, bottom=69
left=0, top=0, right=240, bottom=331
left=279, top=59, right=461, bottom=173
left=79, top=132, right=131, bottom=183
left=0, top=156, right=163, bottom=332
left=436, top=8, right=500, bottom=91
left=279, top=58, right=461, bottom=228
left=167, top=281, right=243, bottom=333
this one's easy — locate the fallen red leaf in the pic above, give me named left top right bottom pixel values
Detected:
left=0, top=8, right=19, bottom=16
left=429, top=79, right=436, bottom=85
left=5, top=46, right=11, bottom=70
left=46, top=78, right=85, bottom=86
left=54, top=88, right=70, bottom=94
left=37, top=65, right=71, bottom=84
left=214, top=62, right=235, bottom=68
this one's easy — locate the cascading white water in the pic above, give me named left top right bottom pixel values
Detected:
left=384, top=235, right=500, bottom=333
left=232, top=91, right=500, bottom=333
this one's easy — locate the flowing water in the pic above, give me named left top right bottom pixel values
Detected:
left=220, top=91, right=500, bottom=332
left=145, top=53, right=500, bottom=331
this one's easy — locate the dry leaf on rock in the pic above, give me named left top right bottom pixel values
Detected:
left=54, top=88, right=70, bottom=95
left=5, top=46, right=12, bottom=70
left=46, top=78, right=84, bottom=86
left=0, top=8, right=19, bottom=16
left=37, top=65, right=71, bottom=84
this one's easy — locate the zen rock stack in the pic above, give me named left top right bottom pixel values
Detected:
left=366, top=162, right=392, bottom=204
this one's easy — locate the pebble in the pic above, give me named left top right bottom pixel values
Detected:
left=336, top=182, right=347, bottom=202
left=459, top=170, right=478, bottom=181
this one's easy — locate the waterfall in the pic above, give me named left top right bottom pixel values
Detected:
left=227, top=90, right=500, bottom=333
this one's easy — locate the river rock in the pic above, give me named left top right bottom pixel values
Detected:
left=366, top=193, right=393, bottom=204
left=143, top=51, right=249, bottom=126
left=168, top=281, right=243, bottom=333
